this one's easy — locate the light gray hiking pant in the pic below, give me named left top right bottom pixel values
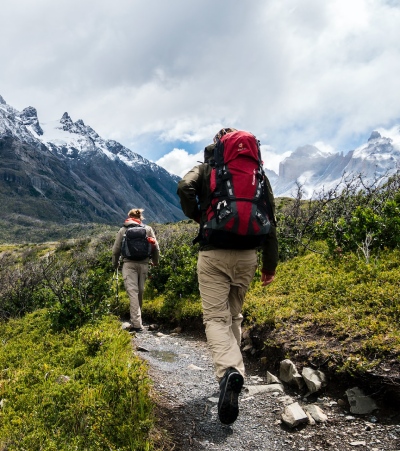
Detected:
left=122, top=260, right=149, bottom=329
left=197, top=248, right=258, bottom=380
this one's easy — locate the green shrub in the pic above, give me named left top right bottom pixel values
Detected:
left=147, top=221, right=199, bottom=301
left=0, top=236, right=117, bottom=329
left=277, top=171, right=400, bottom=259
left=0, top=311, right=154, bottom=451
left=0, top=253, right=51, bottom=319
left=143, top=294, right=202, bottom=324
left=46, top=263, right=113, bottom=331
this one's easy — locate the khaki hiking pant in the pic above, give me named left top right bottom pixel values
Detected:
left=122, top=260, right=149, bottom=329
left=197, top=248, right=258, bottom=380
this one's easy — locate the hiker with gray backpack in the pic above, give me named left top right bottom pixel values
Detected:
left=112, top=208, right=159, bottom=332
left=177, top=128, right=278, bottom=425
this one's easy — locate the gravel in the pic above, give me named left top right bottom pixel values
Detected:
left=133, top=327, right=400, bottom=451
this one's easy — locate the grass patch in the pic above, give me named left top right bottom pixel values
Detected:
left=244, top=249, right=400, bottom=372
left=0, top=311, right=154, bottom=451
left=0, top=216, right=115, bottom=245
left=142, top=295, right=202, bottom=325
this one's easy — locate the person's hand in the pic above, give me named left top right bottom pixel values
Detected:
left=261, top=272, right=275, bottom=286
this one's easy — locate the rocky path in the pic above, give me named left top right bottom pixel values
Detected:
left=132, top=326, right=400, bottom=451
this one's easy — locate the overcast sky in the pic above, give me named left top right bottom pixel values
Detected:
left=1, top=0, right=400, bottom=176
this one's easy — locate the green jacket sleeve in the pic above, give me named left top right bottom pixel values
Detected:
left=261, top=225, right=278, bottom=273
left=112, top=227, right=125, bottom=268
left=177, top=165, right=204, bottom=223
left=147, top=225, right=160, bottom=265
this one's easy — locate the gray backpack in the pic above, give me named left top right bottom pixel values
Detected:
left=121, top=224, right=152, bottom=260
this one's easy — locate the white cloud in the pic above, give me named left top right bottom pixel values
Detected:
left=156, top=148, right=203, bottom=177
left=1, top=0, right=400, bottom=161
left=260, top=146, right=292, bottom=174
left=159, top=121, right=222, bottom=144
left=312, top=141, right=337, bottom=155
left=376, top=124, right=400, bottom=143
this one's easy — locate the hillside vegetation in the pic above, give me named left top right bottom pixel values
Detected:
left=0, top=171, right=400, bottom=448
left=0, top=215, right=115, bottom=244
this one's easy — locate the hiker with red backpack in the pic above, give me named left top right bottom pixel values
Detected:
left=112, top=208, right=159, bottom=332
left=177, top=128, right=278, bottom=425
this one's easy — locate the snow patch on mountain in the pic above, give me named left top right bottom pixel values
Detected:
left=353, top=131, right=400, bottom=162
left=28, top=109, right=156, bottom=171
left=0, top=95, right=163, bottom=176
left=272, top=129, right=400, bottom=198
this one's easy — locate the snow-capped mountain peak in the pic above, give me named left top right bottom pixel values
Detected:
left=38, top=115, right=101, bottom=156
left=19, top=106, right=43, bottom=136
left=59, top=112, right=99, bottom=139
left=273, top=128, right=400, bottom=198
left=285, top=144, right=335, bottom=160
left=0, top=95, right=184, bottom=224
left=0, top=97, right=150, bottom=169
left=352, top=130, right=400, bottom=163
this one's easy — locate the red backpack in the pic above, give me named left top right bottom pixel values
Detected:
left=202, top=130, right=272, bottom=249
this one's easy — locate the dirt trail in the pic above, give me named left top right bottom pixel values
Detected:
left=133, top=327, right=400, bottom=451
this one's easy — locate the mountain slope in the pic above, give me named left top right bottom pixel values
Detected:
left=272, top=129, right=400, bottom=198
left=0, top=95, right=184, bottom=226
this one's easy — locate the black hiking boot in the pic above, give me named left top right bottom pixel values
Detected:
left=218, top=367, right=244, bottom=425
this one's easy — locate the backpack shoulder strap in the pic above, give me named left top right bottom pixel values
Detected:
left=213, top=139, right=224, bottom=166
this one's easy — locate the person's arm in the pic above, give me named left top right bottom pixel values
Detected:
left=260, top=177, right=279, bottom=285
left=112, top=228, right=124, bottom=269
left=177, top=165, right=203, bottom=223
left=147, top=226, right=160, bottom=265
left=260, top=225, right=278, bottom=284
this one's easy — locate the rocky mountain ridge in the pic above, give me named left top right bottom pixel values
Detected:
left=271, top=128, right=400, bottom=198
left=0, top=95, right=184, bottom=227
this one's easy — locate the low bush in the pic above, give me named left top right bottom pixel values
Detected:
left=0, top=234, right=118, bottom=330
left=0, top=218, right=115, bottom=245
left=0, top=251, right=53, bottom=320
left=277, top=171, right=400, bottom=260
left=146, top=221, right=199, bottom=301
left=0, top=311, right=154, bottom=451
